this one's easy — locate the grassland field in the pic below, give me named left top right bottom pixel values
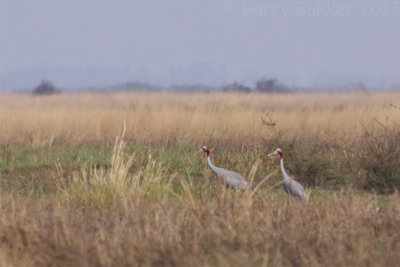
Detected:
left=0, top=92, right=399, bottom=266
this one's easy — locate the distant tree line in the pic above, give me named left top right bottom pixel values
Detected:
left=223, top=78, right=292, bottom=93
left=32, top=78, right=378, bottom=94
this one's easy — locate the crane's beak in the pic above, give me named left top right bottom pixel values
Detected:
left=267, top=151, right=277, bottom=157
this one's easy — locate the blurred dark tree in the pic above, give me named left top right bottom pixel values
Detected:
left=33, top=80, right=61, bottom=95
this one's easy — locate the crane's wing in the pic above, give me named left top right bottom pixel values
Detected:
left=214, top=167, right=247, bottom=190
left=289, top=180, right=306, bottom=200
left=283, top=179, right=306, bottom=200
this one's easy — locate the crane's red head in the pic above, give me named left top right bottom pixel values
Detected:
left=202, top=146, right=211, bottom=157
left=268, top=148, right=283, bottom=159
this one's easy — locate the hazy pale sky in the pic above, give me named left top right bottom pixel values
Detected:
left=1, top=0, right=400, bottom=88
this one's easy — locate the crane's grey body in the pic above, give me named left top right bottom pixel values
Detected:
left=282, top=178, right=307, bottom=200
left=269, top=148, right=307, bottom=200
left=207, top=156, right=248, bottom=190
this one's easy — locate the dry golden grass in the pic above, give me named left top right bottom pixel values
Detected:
left=0, top=92, right=400, bottom=266
left=1, top=92, right=400, bottom=146
left=0, top=181, right=399, bottom=266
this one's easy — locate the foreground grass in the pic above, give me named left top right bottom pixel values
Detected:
left=0, top=136, right=399, bottom=266
left=0, top=187, right=399, bottom=266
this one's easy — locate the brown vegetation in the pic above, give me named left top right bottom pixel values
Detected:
left=1, top=189, right=399, bottom=266
left=0, top=92, right=400, bottom=266
left=1, top=92, right=399, bottom=146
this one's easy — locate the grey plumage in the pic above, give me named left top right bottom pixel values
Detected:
left=202, top=146, right=248, bottom=190
left=268, top=148, right=307, bottom=200
left=282, top=179, right=306, bottom=200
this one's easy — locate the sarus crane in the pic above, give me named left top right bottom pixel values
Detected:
left=201, top=146, right=248, bottom=190
left=268, top=148, right=308, bottom=200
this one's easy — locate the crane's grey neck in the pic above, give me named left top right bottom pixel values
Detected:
left=207, top=156, right=218, bottom=174
left=280, top=158, right=290, bottom=180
